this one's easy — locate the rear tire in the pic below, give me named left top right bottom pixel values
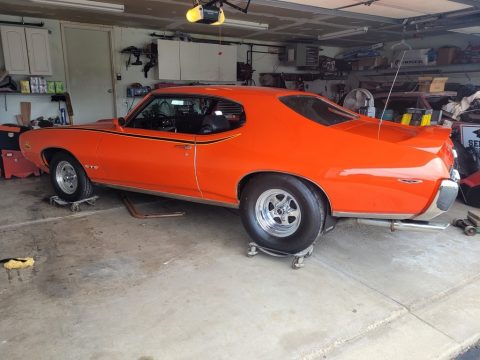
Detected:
left=49, top=152, right=93, bottom=202
left=240, top=174, right=325, bottom=254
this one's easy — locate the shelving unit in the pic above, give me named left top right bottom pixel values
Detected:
left=352, top=63, right=480, bottom=77
left=1, top=92, right=54, bottom=112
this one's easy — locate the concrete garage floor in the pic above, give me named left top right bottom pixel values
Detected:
left=1, top=176, right=480, bottom=360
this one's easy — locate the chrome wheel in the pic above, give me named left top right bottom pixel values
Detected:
left=255, top=189, right=301, bottom=237
left=55, top=160, right=78, bottom=195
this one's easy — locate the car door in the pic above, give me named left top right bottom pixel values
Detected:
left=96, top=95, right=200, bottom=198
left=194, top=98, right=247, bottom=204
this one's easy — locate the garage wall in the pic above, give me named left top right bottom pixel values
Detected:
left=0, top=15, right=66, bottom=124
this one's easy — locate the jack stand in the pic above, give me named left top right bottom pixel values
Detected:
left=247, top=242, right=314, bottom=269
left=49, top=195, right=99, bottom=212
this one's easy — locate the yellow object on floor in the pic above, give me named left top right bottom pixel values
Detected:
left=2, top=257, right=35, bottom=270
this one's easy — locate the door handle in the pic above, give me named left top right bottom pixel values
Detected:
left=174, top=144, right=192, bottom=150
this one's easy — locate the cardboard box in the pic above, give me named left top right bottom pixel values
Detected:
left=437, top=47, right=457, bottom=65
left=392, top=49, right=432, bottom=68
left=418, top=77, right=448, bottom=93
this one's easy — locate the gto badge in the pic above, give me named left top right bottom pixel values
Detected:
left=84, top=165, right=99, bottom=170
left=398, top=179, right=423, bottom=184
left=24, top=142, right=31, bottom=149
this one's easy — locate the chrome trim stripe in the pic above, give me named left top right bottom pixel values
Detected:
left=100, top=183, right=239, bottom=208
left=333, top=211, right=415, bottom=220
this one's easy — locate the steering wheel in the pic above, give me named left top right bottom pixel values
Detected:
left=151, top=113, right=176, bottom=131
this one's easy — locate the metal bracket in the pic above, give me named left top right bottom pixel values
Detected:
left=246, top=242, right=315, bottom=269
left=49, top=195, right=99, bottom=212
left=119, top=191, right=185, bottom=219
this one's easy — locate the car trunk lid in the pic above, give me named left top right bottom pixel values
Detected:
left=335, top=118, right=454, bottom=167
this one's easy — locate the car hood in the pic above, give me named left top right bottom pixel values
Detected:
left=335, top=119, right=454, bottom=167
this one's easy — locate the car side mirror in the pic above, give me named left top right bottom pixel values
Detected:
left=113, top=117, right=126, bottom=129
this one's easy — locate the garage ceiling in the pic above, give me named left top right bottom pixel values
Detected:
left=0, top=0, right=479, bottom=46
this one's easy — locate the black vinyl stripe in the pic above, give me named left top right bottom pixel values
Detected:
left=40, top=127, right=238, bottom=145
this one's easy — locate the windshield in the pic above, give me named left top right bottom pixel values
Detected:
left=279, top=95, right=358, bottom=126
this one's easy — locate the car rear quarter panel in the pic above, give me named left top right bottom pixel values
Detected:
left=196, top=92, right=449, bottom=217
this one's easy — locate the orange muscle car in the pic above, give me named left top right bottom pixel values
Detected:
left=20, top=86, right=459, bottom=254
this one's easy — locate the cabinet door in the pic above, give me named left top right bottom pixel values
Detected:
left=0, top=26, right=30, bottom=75
left=157, top=39, right=180, bottom=80
left=180, top=42, right=237, bottom=81
left=25, top=28, right=52, bottom=75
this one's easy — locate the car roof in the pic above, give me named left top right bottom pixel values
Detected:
left=152, top=85, right=308, bottom=98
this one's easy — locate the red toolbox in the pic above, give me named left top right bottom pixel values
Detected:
left=1, top=150, right=40, bottom=179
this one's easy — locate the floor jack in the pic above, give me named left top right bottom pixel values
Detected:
left=452, top=210, right=480, bottom=236
left=49, top=195, right=99, bottom=212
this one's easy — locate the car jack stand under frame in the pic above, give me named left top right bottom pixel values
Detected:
left=247, top=242, right=315, bottom=269
left=49, top=195, right=99, bottom=212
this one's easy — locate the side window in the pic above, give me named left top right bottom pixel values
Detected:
left=279, top=95, right=358, bottom=126
left=127, top=96, right=246, bottom=135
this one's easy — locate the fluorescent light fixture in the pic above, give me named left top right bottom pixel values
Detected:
left=222, top=19, right=269, bottom=30
left=318, top=27, right=368, bottom=40
left=449, top=26, right=480, bottom=36
left=29, top=0, right=124, bottom=13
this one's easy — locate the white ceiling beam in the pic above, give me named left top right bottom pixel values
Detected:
left=254, top=0, right=401, bottom=24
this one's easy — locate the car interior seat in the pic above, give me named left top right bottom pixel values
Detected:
left=198, top=114, right=231, bottom=134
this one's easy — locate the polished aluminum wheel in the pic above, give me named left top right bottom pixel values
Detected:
left=255, top=189, right=301, bottom=237
left=55, top=160, right=78, bottom=195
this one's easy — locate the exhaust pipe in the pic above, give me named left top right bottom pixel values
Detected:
left=357, top=219, right=449, bottom=232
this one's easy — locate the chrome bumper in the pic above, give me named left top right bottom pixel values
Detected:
left=414, top=179, right=459, bottom=221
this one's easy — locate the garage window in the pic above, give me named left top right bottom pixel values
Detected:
left=279, top=95, right=358, bottom=126
left=127, top=95, right=245, bottom=134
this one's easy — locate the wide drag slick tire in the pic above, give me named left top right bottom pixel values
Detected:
left=240, top=174, right=325, bottom=254
left=49, top=152, right=93, bottom=202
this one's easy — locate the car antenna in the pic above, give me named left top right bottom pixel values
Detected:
left=377, top=50, right=407, bottom=140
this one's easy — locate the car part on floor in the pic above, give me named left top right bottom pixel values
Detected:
left=119, top=191, right=185, bottom=219
left=452, top=210, right=480, bottom=236
left=357, top=219, right=449, bottom=232
left=1, top=150, right=40, bottom=179
left=247, top=242, right=314, bottom=270
left=50, top=195, right=99, bottom=212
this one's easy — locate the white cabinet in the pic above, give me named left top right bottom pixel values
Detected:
left=0, top=26, right=52, bottom=76
left=0, top=26, right=30, bottom=75
left=25, top=28, right=52, bottom=75
left=157, top=39, right=237, bottom=82
left=157, top=39, right=181, bottom=80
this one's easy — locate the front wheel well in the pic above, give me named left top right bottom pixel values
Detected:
left=42, top=148, right=76, bottom=167
left=237, top=172, right=332, bottom=215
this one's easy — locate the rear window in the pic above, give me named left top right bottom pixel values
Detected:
left=279, top=95, right=358, bottom=126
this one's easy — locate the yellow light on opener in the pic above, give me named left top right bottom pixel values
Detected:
left=186, top=4, right=203, bottom=23
left=212, top=8, right=225, bottom=25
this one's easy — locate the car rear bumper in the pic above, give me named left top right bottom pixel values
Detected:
left=413, top=178, right=459, bottom=221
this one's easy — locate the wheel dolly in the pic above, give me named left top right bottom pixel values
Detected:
left=453, top=210, right=480, bottom=236
left=247, top=242, right=315, bottom=270
left=49, top=195, right=99, bottom=212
